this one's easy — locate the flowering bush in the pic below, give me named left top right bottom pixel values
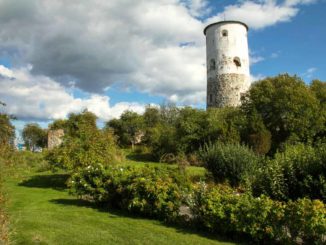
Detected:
left=69, top=164, right=190, bottom=221
left=69, top=163, right=326, bottom=243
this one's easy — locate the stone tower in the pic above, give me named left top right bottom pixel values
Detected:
left=204, top=21, right=250, bottom=108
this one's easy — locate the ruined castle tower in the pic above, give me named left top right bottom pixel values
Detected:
left=204, top=21, right=250, bottom=108
left=48, top=129, right=64, bottom=150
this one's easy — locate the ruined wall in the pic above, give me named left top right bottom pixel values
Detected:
left=204, top=21, right=250, bottom=108
left=48, top=129, right=64, bottom=150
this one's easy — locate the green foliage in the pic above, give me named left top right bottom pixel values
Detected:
left=69, top=164, right=190, bottom=221
left=175, top=107, right=207, bottom=153
left=199, top=143, right=259, bottom=187
left=243, top=109, right=272, bottom=155
left=106, top=110, right=144, bottom=147
left=48, top=119, right=68, bottom=131
left=205, top=107, right=244, bottom=145
left=310, top=79, right=326, bottom=105
left=22, top=123, right=47, bottom=151
left=310, top=80, right=326, bottom=141
left=252, top=143, right=326, bottom=201
left=0, top=102, right=15, bottom=147
left=190, top=184, right=326, bottom=244
left=46, top=110, right=122, bottom=170
left=241, top=74, right=324, bottom=152
left=285, top=198, right=326, bottom=244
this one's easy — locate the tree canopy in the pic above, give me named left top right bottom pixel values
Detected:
left=22, top=123, right=47, bottom=151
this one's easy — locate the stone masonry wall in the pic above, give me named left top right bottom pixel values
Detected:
left=48, top=129, right=64, bottom=150
left=207, top=73, right=247, bottom=108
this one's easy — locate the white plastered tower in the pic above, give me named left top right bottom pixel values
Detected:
left=204, top=21, right=250, bottom=108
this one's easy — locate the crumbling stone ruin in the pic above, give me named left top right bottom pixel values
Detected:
left=48, top=129, right=64, bottom=149
left=204, top=21, right=250, bottom=108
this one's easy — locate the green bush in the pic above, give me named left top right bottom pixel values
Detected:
left=46, top=130, right=122, bottom=171
left=69, top=164, right=190, bottom=221
left=199, top=143, right=259, bottom=187
left=285, top=198, right=326, bottom=244
left=190, top=184, right=326, bottom=244
left=252, top=143, right=326, bottom=201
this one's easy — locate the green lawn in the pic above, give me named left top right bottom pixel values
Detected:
left=4, top=166, right=239, bottom=245
left=123, top=149, right=208, bottom=181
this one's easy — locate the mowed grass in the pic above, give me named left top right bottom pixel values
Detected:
left=123, top=149, right=208, bottom=180
left=4, top=166, right=239, bottom=245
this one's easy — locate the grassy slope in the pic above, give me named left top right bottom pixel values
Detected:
left=4, top=167, right=238, bottom=245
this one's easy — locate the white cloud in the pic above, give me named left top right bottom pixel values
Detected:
left=270, top=51, right=280, bottom=58
left=0, top=0, right=319, bottom=120
left=250, top=55, right=265, bottom=65
left=206, top=0, right=319, bottom=30
left=0, top=65, right=14, bottom=78
left=250, top=74, right=266, bottom=83
left=0, top=65, right=145, bottom=121
left=302, top=67, right=317, bottom=78
left=284, top=0, right=318, bottom=6
left=183, top=0, right=211, bottom=17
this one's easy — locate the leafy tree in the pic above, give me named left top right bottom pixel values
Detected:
left=205, top=107, right=245, bottom=145
left=64, top=110, right=98, bottom=138
left=243, top=109, right=272, bottom=155
left=310, top=80, right=326, bottom=105
left=0, top=101, right=15, bottom=146
left=48, top=119, right=68, bottom=131
left=107, top=110, right=144, bottom=148
left=159, top=103, right=180, bottom=125
left=175, top=107, right=207, bottom=153
left=22, top=123, right=47, bottom=151
left=241, top=74, right=324, bottom=152
left=310, top=80, right=326, bottom=141
left=143, top=106, right=161, bottom=127
left=46, top=110, right=121, bottom=170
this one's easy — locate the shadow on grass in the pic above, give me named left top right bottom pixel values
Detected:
left=50, top=198, right=247, bottom=245
left=125, top=152, right=156, bottom=163
left=18, top=174, right=69, bottom=191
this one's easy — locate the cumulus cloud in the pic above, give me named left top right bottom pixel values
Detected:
left=0, top=0, right=319, bottom=121
left=0, top=65, right=145, bottom=121
left=183, top=0, right=211, bottom=17
left=206, top=0, right=318, bottom=30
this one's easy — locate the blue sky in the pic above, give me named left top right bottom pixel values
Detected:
left=0, top=0, right=325, bottom=138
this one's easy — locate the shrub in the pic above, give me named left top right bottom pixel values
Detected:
left=252, top=143, right=326, bottom=201
left=199, top=143, right=260, bottom=187
left=251, top=158, right=288, bottom=200
left=190, top=184, right=326, bottom=243
left=285, top=198, right=326, bottom=244
left=190, top=184, right=285, bottom=241
left=69, top=165, right=191, bottom=222
left=46, top=130, right=122, bottom=171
